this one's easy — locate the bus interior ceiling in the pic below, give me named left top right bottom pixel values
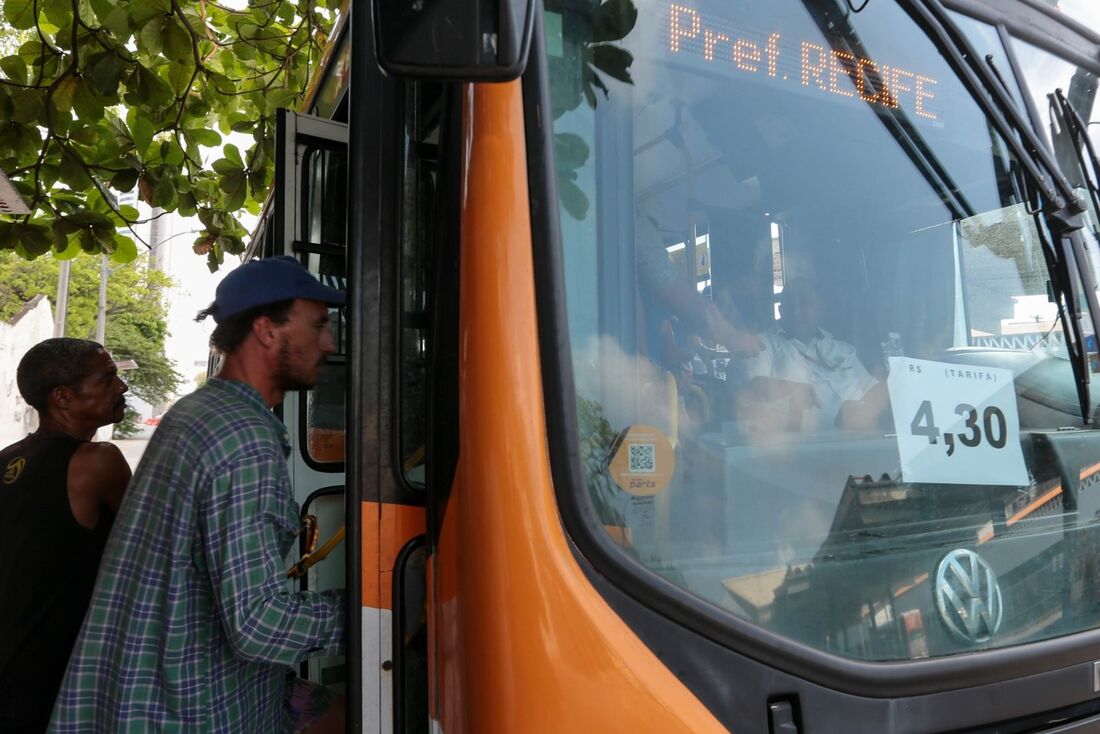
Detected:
left=624, top=56, right=977, bottom=385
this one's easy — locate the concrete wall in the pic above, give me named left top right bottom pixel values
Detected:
left=0, top=295, right=54, bottom=447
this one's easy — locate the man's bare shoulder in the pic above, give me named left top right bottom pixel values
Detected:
left=69, top=442, right=132, bottom=512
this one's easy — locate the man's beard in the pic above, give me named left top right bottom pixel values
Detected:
left=273, top=340, right=319, bottom=392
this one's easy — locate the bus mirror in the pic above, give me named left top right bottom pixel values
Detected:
left=372, top=0, right=536, bottom=81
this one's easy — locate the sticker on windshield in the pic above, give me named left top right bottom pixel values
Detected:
left=887, top=357, right=1027, bottom=486
left=607, top=424, right=675, bottom=496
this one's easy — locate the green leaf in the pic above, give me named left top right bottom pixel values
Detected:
left=42, top=0, right=72, bottom=27
left=223, top=143, right=243, bottom=166
left=139, top=16, right=166, bottom=57
left=162, top=18, right=193, bottom=63
left=128, top=2, right=162, bottom=28
left=87, top=51, right=124, bottom=97
left=168, top=60, right=193, bottom=95
left=72, top=79, right=106, bottom=121
left=554, top=133, right=590, bottom=170
left=125, top=65, right=173, bottom=110
left=558, top=178, right=590, bottom=221
left=218, top=169, right=245, bottom=194
left=118, top=204, right=139, bottom=220
left=1, top=55, right=28, bottom=85
left=265, top=88, right=298, bottom=113
left=184, top=128, right=221, bottom=147
left=111, top=169, right=140, bottom=192
left=87, top=0, right=115, bottom=22
left=130, top=116, right=154, bottom=157
left=586, top=0, right=638, bottom=43
left=211, top=157, right=241, bottom=175
left=54, top=233, right=83, bottom=259
left=3, top=0, right=37, bottom=30
left=79, top=228, right=98, bottom=253
left=589, top=45, right=634, bottom=85
left=52, top=76, right=80, bottom=115
left=100, top=6, right=130, bottom=37
left=68, top=211, right=114, bottom=228
left=109, top=234, right=138, bottom=264
left=220, top=172, right=246, bottom=211
left=69, top=124, right=99, bottom=146
left=13, top=222, right=53, bottom=257
left=153, top=174, right=177, bottom=208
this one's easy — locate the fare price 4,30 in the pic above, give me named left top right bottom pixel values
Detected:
left=909, top=400, right=1008, bottom=456
left=887, top=357, right=1028, bottom=487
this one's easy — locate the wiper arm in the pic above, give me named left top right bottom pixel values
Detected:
left=915, top=0, right=1095, bottom=420
left=911, top=0, right=1087, bottom=233
left=802, top=1, right=974, bottom=221
left=1051, top=88, right=1100, bottom=235
left=1033, top=214, right=1093, bottom=421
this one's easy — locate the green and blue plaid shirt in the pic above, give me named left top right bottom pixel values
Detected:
left=49, top=379, right=344, bottom=733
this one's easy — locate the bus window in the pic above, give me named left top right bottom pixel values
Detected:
left=1011, top=37, right=1100, bottom=248
left=1044, top=0, right=1100, bottom=37
left=300, top=146, right=348, bottom=467
left=399, top=83, right=445, bottom=487
left=550, top=0, right=1100, bottom=663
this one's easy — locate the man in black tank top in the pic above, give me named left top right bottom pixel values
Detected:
left=0, top=338, right=132, bottom=733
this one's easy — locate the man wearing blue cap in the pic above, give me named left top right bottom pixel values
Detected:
left=50, top=256, right=346, bottom=733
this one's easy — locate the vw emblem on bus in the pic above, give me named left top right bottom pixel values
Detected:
left=934, top=549, right=1003, bottom=643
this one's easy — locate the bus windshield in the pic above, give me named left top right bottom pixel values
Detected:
left=548, top=0, right=1100, bottom=662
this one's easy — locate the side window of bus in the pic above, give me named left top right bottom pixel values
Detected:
left=300, top=147, right=348, bottom=468
left=400, top=82, right=445, bottom=487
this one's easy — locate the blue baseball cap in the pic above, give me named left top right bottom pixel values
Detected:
left=209, top=256, right=346, bottom=324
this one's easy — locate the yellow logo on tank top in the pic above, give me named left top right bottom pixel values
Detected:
left=3, top=456, right=25, bottom=484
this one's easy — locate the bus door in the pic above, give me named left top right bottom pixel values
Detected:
left=272, top=79, right=440, bottom=727
left=272, top=108, right=353, bottom=695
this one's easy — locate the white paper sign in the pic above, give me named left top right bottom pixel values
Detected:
left=887, top=357, right=1028, bottom=486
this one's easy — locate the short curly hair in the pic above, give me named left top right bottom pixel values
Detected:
left=17, top=338, right=105, bottom=412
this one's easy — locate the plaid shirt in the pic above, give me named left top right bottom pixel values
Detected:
left=49, top=379, right=344, bottom=733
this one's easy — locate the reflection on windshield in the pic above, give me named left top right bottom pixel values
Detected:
left=550, top=0, right=1100, bottom=662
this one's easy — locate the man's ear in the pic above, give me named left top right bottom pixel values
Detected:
left=49, top=385, right=73, bottom=412
left=251, top=315, right=281, bottom=350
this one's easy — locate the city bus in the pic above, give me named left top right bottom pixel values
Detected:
left=248, top=0, right=1100, bottom=730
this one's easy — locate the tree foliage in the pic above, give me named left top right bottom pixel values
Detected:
left=549, top=0, right=637, bottom=221
left=0, top=249, right=182, bottom=435
left=0, top=0, right=339, bottom=270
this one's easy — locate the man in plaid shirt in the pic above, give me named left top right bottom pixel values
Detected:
left=50, top=257, right=346, bottom=733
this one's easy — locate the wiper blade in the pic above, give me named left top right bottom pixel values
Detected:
left=911, top=0, right=1088, bottom=233
left=802, top=1, right=974, bottom=222
left=1052, top=88, right=1100, bottom=233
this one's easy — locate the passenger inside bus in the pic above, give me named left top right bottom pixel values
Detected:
left=735, top=274, right=891, bottom=433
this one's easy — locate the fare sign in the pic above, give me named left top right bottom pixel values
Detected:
left=887, top=357, right=1028, bottom=486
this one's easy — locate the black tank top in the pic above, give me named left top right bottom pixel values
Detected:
left=0, top=433, right=115, bottom=732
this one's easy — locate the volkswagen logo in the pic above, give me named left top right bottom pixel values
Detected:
left=934, top=549, right=1003, bottom=643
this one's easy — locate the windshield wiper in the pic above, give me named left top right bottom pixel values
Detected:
left=911, top=0, right=1097, bottom=421
left=1051, top=87, right=1100, bottom=237
left=803, top=1, right=974, bottom=222
left=909, top=0, right=1087, bottom=233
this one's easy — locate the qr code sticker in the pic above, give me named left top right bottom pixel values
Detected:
left=629, top=443, right=656, bottom=473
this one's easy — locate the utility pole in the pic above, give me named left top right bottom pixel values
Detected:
left=53, top=259, right=70, bottom=337
left=96, top=255, right=108, bottom=344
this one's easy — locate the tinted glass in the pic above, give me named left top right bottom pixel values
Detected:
left=399, top=83, right=444, bottom=487
left=301, top=147, right=347, bottom=467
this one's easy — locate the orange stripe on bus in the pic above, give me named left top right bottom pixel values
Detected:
left=1080, top=461, right=1100, bottom=481
left=1005, top=485, right=1062, bottom=527
left=361, top=500, right=426, bottom=610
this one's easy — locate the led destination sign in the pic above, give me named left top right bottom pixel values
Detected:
left=667, top=4, right=939, bottom=120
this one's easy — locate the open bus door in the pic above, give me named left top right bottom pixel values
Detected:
left=269, top=107, right=354, bottom=704
left=270, top=76, right=437, bottom=727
